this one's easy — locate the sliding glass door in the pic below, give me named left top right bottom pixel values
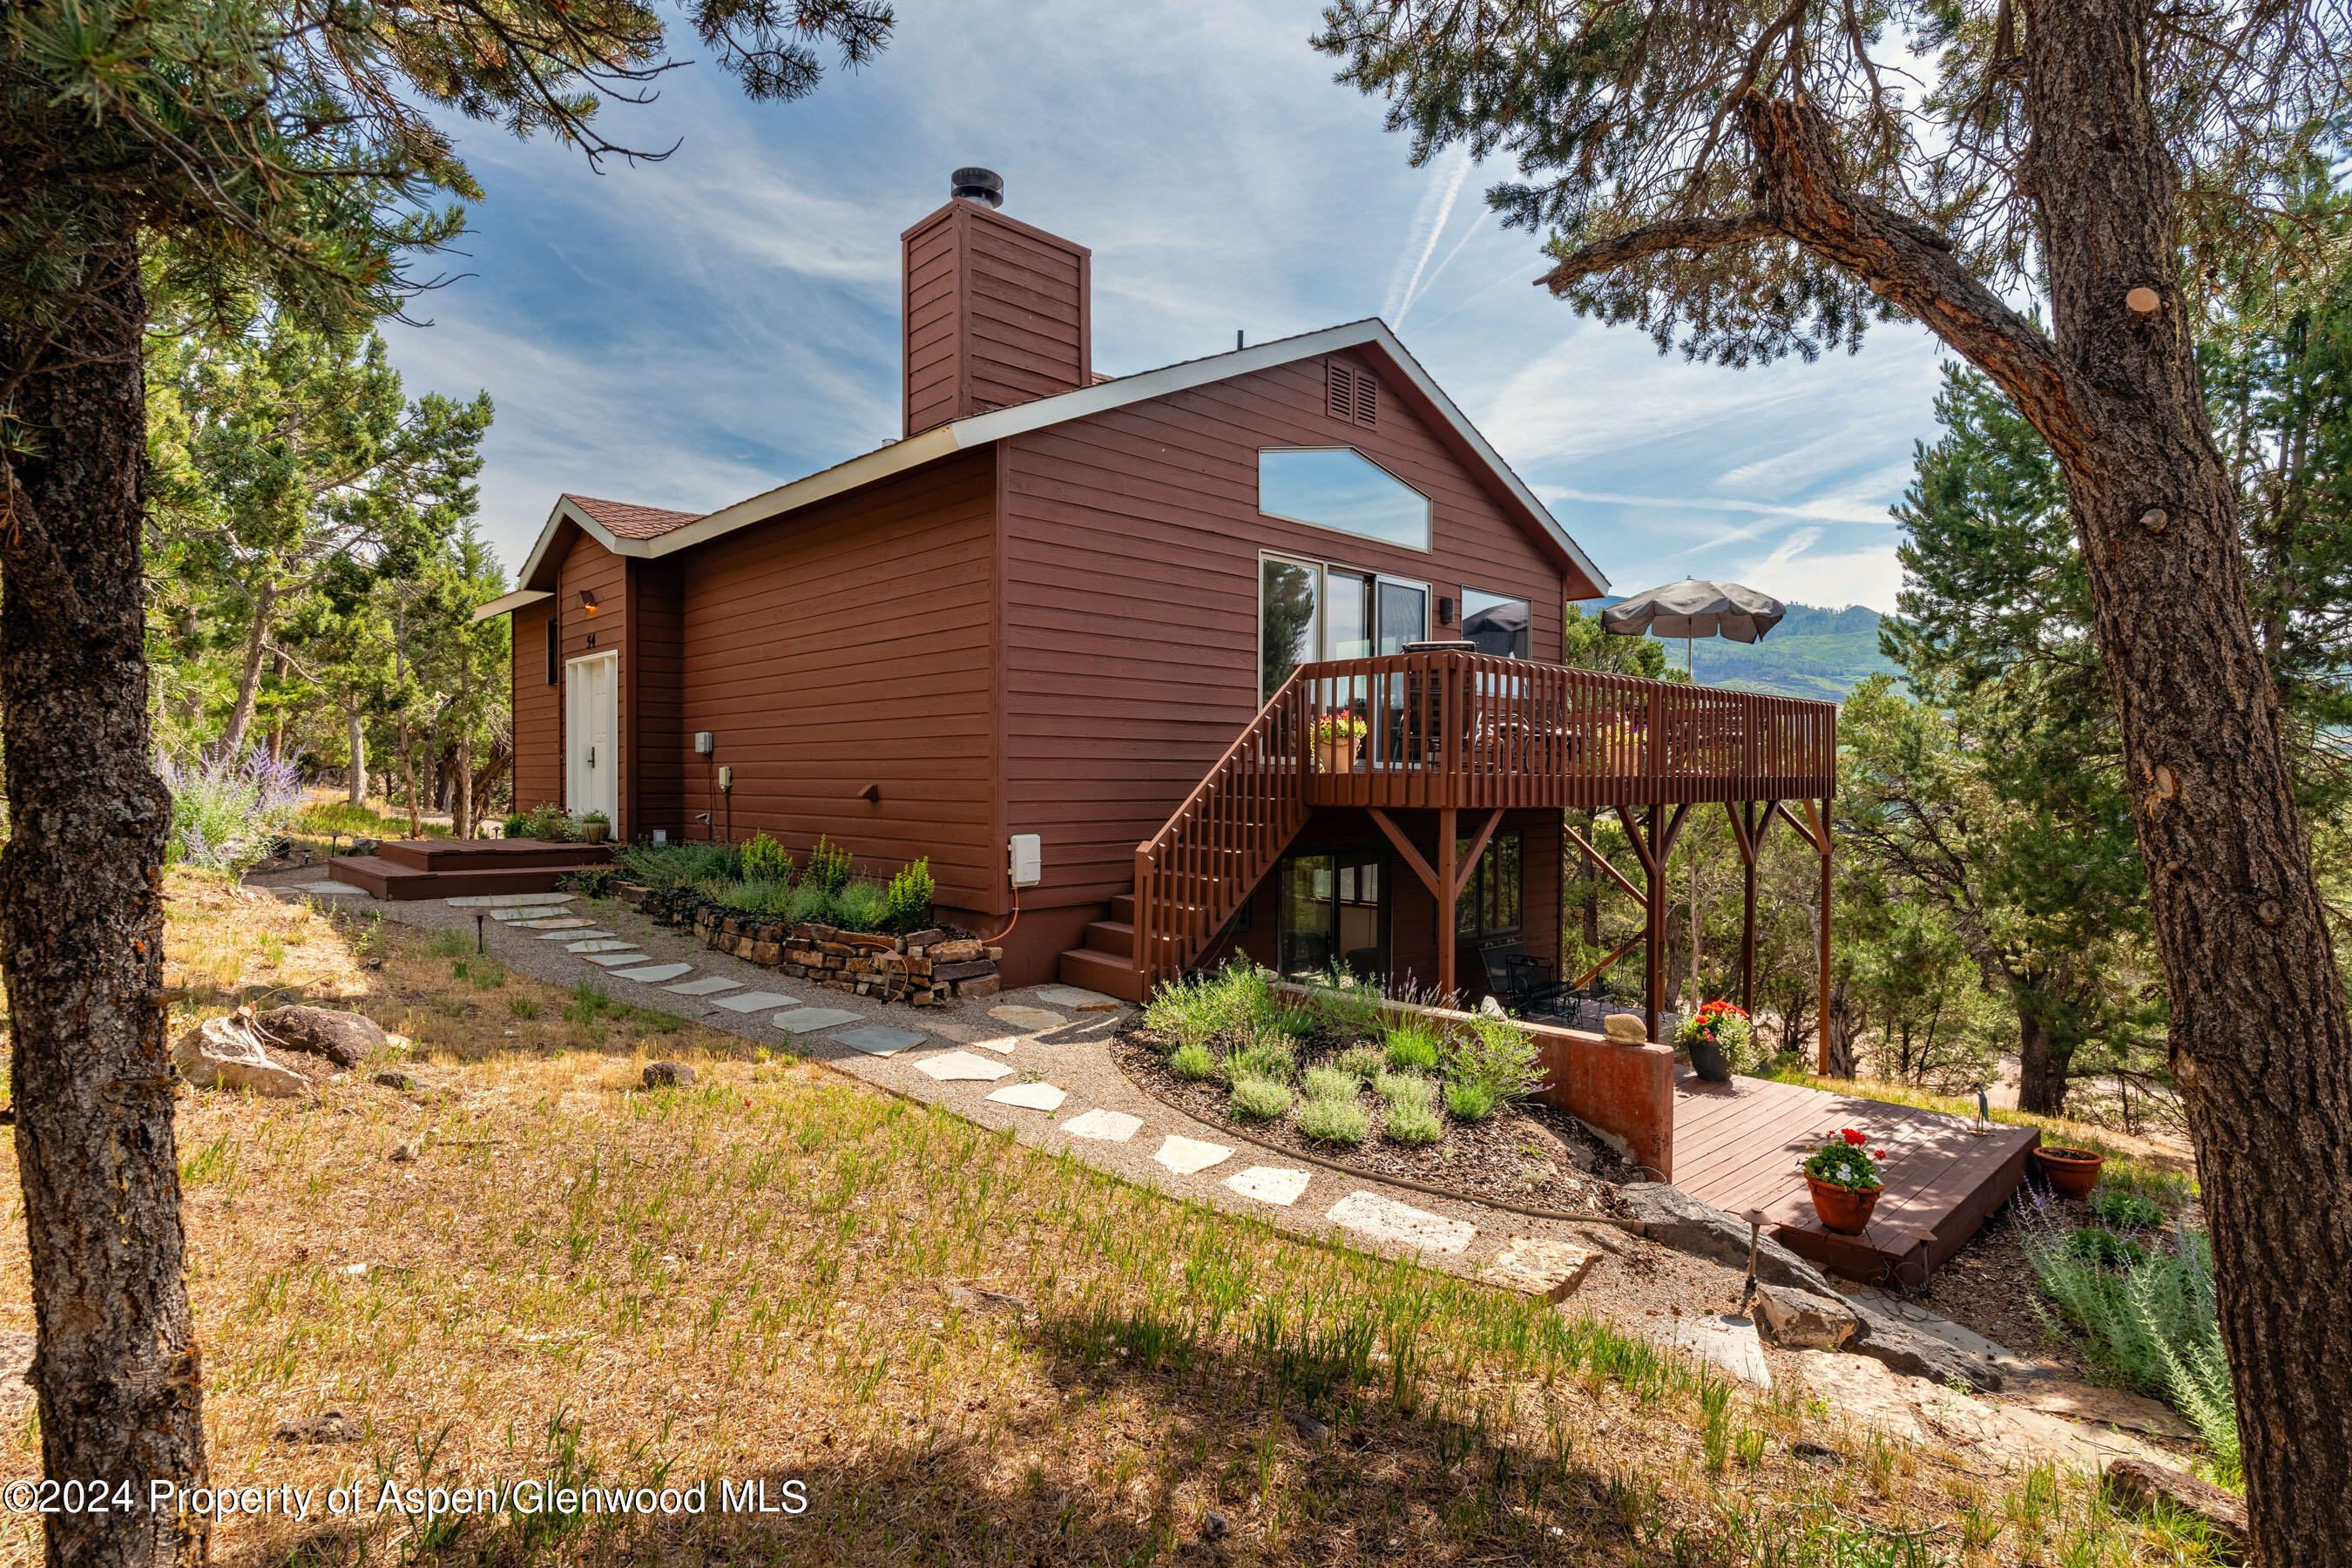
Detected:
left=1260, top=553, right=1429, bottom=701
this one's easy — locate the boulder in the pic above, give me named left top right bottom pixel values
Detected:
left=1845, top=1293, right=2004, bottom=1391
left=1603, top=1012, right=1648, bottom=1044
left=1617, top=1183, right=1837, bottom=1293
left=2102, top=1459, right=2247, bottom=1548
left=642, top=1061, right=697, bottom=1089
left=173, top=1016, right=314, bottom=1098
left=252, top=1005, right=385, bottom=1068
left=1753, top=1281, right=1861, bottom=1351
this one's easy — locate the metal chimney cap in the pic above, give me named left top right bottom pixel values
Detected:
left=950, top=167, right=1004, bottom=208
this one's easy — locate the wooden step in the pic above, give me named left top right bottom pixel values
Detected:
left=1083, top=919, right=1134, bottom=959
left=1109, top=892, right=1134, bottom=924
left=376, top=837, right=612, bottom=873
left=327, top=855, right=583, bottom=902
left=1056, top=946, right=1144, bottom=1003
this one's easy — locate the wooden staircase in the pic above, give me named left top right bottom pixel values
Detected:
left=1056, top=675, right=1311, bottom=1004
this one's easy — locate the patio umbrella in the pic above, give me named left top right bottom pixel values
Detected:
left=1600, top=578, right=1786, bottom=679
left=1600, top=578, right=1788, bottom=1018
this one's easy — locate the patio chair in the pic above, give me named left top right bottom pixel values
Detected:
left=1476, top=943, right=1572, bottom=1013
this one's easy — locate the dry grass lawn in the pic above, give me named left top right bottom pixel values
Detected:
left=0, top=872, right=2233, bottom=1565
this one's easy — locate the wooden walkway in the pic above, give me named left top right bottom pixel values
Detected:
left=1669, top=1070, right=2040, bottom=1288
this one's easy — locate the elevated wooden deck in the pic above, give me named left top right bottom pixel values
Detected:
left=328, top=838, right=612, bottom=900
left=1670, top=1069, right=2040, bottom=1288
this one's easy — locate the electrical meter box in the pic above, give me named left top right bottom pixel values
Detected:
left=694, top=732, right=713, bottom=754
left=1008, top=834, right=1042, bottom=888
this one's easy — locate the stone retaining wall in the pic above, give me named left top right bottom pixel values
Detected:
left=619, top=886, right=997, bottom=1006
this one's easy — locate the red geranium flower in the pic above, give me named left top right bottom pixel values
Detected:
left=1841, top=1129, right=1866, bottom=1146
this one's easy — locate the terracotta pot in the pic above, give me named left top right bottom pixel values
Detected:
left=1315, top=735, right=1361, bottom=774
left=1686, top=1039, right=1732, bottom=1083
left=2033, top=1145, right=2105, bottom=1199
left=1806, top=1176, right=1880, bottom=1235
left=579, top=820, right=611, bottom=844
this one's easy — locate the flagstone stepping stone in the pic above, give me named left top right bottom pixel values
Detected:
left=567, top=939, right=640, bottom=953
left=1666, top=1313, right=1773, bottom=1389
left=707, top=990, right=799, bottom=1013
left=911, top=1050, right=1014, bottom=1082
left=289, top=882, right=367, bottom=895
left=1483, top=1237, right=1600, bottom=1302
left=579, top=951, right=651, bottom=967
left=988, top=1005, right=1067, bottom=1032
left=1325, top=1191, right=1477, bottom=1255
left=968, top=1036, right=1019, bottom=1055
left=663, top=976, right=745, bottom=997
left=489, top=907, right=545, bottom=920
left=831, top=1024, right=929, bottom=1057
left=1152, top=1135, right=1233, bottom=1175
left=1224, top=1166, right=1312, bottom=1206
left=766, top=1005, right=857, bottom=1031
left=448, top=893, right=572, bottom=908
left=1034, top=985, right=1125, bottom=1012
left=611, top=963, right=694, bottom=983
left=1061, top=1108, right=1143, bottom=1142
left=540, top=928, right=615, bottom=941
left=985, top=1081, right=1067, bottom=1112
left=521, top=916, right=597, bottom=930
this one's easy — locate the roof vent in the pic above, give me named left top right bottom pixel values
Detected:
left=950, top=167, right=1004, bottom=208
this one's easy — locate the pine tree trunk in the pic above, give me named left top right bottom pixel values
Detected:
left=216, top=580, right=275, bottom=758
left=456, top=733, right=474, bottom=841
left=347, top=706, right=368, bottom=808
left=0, top=234, right=207, bottom=1567
left=2014, top=1007, right=2072, bottom=1117
left=2018, top=5, right=2352, bottom=1555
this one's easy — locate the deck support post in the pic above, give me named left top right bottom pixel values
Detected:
left=1726, top=801, right=1760, bottom=1018
left=1436, top=806, right=1458, bottom=1002
left=1798, top=799, right=1837, bottom=1076
left=1614, top=801, right=1691, bottom=1044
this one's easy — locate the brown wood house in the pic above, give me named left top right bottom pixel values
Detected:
left=479, top=176, right=1837, bottom=1012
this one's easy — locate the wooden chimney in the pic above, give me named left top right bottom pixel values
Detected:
left=902, top=171, right=1092, bottom=436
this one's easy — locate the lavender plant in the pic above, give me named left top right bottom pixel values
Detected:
left=160, top=748, right=306, bottom=872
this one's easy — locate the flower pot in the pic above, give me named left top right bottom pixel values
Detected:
left=1806, top=1177, right=1880, bottom=1235
left=2032, top=1145, right=2105, bottom=1199
left=1686, top=1039, right=1733, bottom=1083
left=579, top=821, right=611, bottom=844
left=1316, top=736, right=1360, bottom=774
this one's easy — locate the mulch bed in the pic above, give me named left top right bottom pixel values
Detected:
left=1113, top=1024, right=1634, bottom=1215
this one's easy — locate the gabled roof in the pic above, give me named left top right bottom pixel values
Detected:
left=514, top=320, right=1607, bottom=594
left=566, top=494, right=703, bottom=539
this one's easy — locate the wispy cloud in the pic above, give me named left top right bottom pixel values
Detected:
left=1388, top=145, right=1473, bottom=327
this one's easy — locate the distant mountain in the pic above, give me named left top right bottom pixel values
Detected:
left=1578, top=600, right=1898, bottom=703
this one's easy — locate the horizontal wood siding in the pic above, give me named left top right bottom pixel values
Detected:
left=549, top=530, right=626, bottom=830
left=512, top=599, right=561, bottom=814
left=902, top=214, right=963, bottom=436
left=630, top=559, right=685, bottom=842
left=1002, top=348, right=1571, bottom=909
left=674, top=449, right=999, bottom=909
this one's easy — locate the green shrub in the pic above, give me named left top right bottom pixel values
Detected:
left=1375, top=1070, right=1433, bottom=1107
left=1301, top=966, right=1385, bottom=1037
left=2090, top=1188, right=2166, bottom=1230
left=1384, top=1020, right=1443, bottom=1071
left=506, top=802, right=575, bottom=842
left=1443, top=1015, right=1545, bottom=1102
left=1144, top=974, right=1233, bottom=1049
left=700, top=877, right=794, bottom=916
left=831, top=879, right=891, bottom=932
left=807, top=834, right=854, bottom=894
left=1383, top=1095, right=1444, bottom=1146
left=1301, top=1066, right=1358, bottom=1103
left=1333, top=1044, right=1387, bottom=1085
left=1169, top=1042, right=1216, bottom=1081
left=2066, top=1227, right=2149, bottom=1269
left=781, top=882, right=837, bottom=926
left=618, top=841, right=740, bottom=888
left=740, top=830, right=793, bottom=883
left=887, top=856, right=936, bottom=930
left=1230, top=1078, right=1294, bottom=1121
left=1227, top=1034, right=1298, bottom=1085
left=1298, top=1096, right=1369, bottom=1146
left=1443, top=1079, right=1498, bottom=1122
left=1263, top=1006, right=1318, bottom=1041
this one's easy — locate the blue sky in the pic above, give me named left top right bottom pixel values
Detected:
left=383, top=0, right=1955, bottom=612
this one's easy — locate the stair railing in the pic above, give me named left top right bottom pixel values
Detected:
left=1132, top=671, right=1311, bottom=997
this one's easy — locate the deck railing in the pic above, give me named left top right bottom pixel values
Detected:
left=1293, top=650, right=1836, bottom=809
left=1131, top=671, right=1312, bottom=992
left=1132, top=652, right=1839, bottom=990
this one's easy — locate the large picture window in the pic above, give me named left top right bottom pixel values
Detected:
left=1260, top=554, right=1429, bottom=700
left=1462, top=587, right=1532, bottom=659
left=1259, top=449, right=1431, bottom=551
left=1453, top=829, right=1523, bottom=937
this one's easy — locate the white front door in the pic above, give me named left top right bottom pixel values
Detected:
left=566, top=652, right=619, bottom=824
